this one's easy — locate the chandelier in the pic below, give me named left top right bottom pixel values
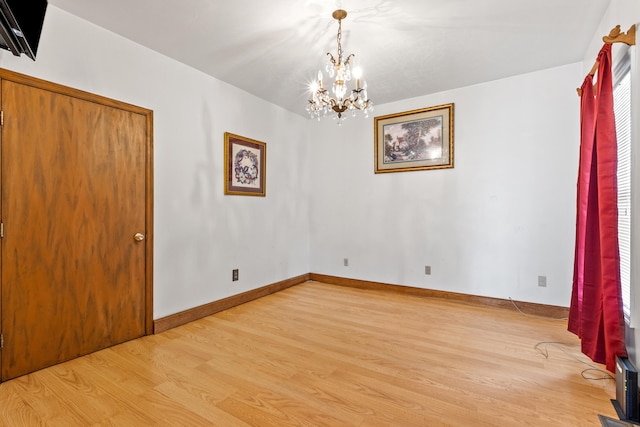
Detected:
left=306, top=9, right=373, bottom=122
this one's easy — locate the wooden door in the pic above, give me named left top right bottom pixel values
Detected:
left=0, top=72, right=153, bottom=380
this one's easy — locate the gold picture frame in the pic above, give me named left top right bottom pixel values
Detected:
left=374, top=103, right=454, bottom=173
left=224, top=132, right=266, bottom=196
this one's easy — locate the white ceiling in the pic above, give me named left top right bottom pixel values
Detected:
left=48, top=0, right=610, bottom=116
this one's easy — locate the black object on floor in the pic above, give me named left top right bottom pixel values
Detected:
left=600, top=414, right=639, bottom=427
left=615, top=356, right=639, bottom=422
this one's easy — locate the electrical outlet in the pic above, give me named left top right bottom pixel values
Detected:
left=232, top=269, right=239, bottom=281
left=425, top=265, right=431, bottom=275
left=538, top=275, right=546, bottom=287
left=344, top=258, right=349, bottom=267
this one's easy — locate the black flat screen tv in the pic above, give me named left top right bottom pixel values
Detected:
left=0, top=0, right=48, bottom=60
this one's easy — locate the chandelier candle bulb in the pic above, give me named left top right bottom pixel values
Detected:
left=353, top=67, right=362, bottom=90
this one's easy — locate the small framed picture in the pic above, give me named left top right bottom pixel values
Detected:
left=224, top=132, right=266, bottom=196
left=374, top=103, right=454, bottom=173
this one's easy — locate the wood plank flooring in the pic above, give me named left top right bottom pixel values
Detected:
left=0, top=281, right=618, bottom=426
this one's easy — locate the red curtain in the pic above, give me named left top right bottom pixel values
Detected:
left=568, top=43, right=626, bottom=372
left=569, top=73, right=594, bottom=336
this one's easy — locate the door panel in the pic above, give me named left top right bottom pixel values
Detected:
left=1, top=79, right=149, bottom=380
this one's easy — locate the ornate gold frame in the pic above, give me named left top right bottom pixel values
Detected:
left=374, top=104, right=454, bottom=174
left=224, top=132, right=266, bottom=196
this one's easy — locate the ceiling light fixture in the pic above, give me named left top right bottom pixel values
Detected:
left=306, top=9, right=373, bottom=123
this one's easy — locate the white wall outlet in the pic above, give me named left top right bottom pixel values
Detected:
left=538, top=275, right=547, bottom=287
left=425, top=265, right=431, bottom=275
left=344, top=258, right=349, bottom=267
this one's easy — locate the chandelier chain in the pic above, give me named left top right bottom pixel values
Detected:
left=336, top=18, right=343, bottom=65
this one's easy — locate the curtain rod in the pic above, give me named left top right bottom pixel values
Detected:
left=576, top=24, right=636, bottom=96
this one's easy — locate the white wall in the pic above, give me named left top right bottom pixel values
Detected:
left=0, top=6, right=311, bottom=319
left=310, top=63, right=582, bottom=307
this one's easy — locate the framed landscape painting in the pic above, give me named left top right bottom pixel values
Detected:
left=224, top=132, right=266, bottom=196
left=374, top=103, right=454, bottom=173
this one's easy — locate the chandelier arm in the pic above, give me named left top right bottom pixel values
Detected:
left=344, top=54, right=355, bottom=67
left=350, top=97, right=369, bottom=111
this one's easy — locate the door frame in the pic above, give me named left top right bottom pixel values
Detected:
left=0, top=68, right=154, bottom=341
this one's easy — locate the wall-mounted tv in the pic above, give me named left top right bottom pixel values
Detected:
left=0, top=0, right=48, bottom=60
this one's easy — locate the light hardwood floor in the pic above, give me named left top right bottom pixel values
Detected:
left=0, top=281, right=618, bottom=426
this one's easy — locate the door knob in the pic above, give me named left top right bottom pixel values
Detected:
left=133, top=233, right=145, bottom=242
